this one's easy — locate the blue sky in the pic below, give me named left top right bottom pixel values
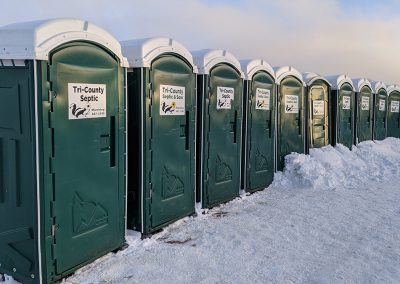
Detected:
left=1, top=0, right=400, bottom=85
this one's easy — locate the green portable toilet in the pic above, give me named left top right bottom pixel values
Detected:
left=122, top=38, right=197, bottom=235
left=0, top=19, right=127, bottom=284
left=240, top=59, right=276, bottom=193
left=387, top=85, right=400, bottom=138
left=274, top=66, right=305, bottom=171
left=353, top=78, right=373, bottom=143
left=326, top=75, right=355, bottom=149
left=303, top=72, right=332, bottom=151
left=193, top=49, right=244, bottom=208
left=371, top=81, right=388, bottom=140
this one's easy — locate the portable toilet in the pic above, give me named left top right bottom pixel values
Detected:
left=274, top=66, right=305, bottom=171
left=326, top=75, right=355, bottom=149
left=303, top=72, right=332, bottom=151
left=387, top=85, right=400, bottom=138
left=121, top=38, right=197, bottom=235
left=240, top=59, right=276, bottom=193
left=0, top=19, right=128, bottom=284
left=193, top=49, right=244, bottom=208
left=353, top=78, right=373, bottom=143
left=371, top=81, right=388, bottom=140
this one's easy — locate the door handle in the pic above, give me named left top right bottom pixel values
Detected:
left=185, top=111, right=189, bottom=150
left=110, top=116, right=116, bottom=167
left=298, top=109, right=302, bottom=136
left=233, top=110, right=238, bottom=143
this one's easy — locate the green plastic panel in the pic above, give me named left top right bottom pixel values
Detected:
left=245, top=71, right=275, bottom=192
left=201, top=63, right=243, bottom=208
left=277, top=76, right=304, bottom=171
left=336, top=83, right=354, bottom=148
left=387, top=91, right=400, bottom=138
left=40, top=42, right=126, bottom=282
left=373, top=89, right=387, bottom=140
left=356, top=86, right=373, bottom=143
left=0, top=62, right=39, bottom=283
left=307, top=80, right=330, bottom=148
left=146, top=55, right=196, bottom=233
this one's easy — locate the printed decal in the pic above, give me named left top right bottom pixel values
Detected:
left=391, top=101, right=400, bottom=113
left=361, top=96, right=370, bottom=111
left=255, top=88, right=270, bottom=110
left=217, top=86, right=234, bottom=109
left=379, top=99, right=386, bottom=111
left=312, top=100, right=324, bottom=116
left=160, top=84, right=185, bottom=116
left=68, top=83, right=106, bottom=119
left=342, top=96, right=351, bottom=110
left=285, top=95, right=299, bottom=113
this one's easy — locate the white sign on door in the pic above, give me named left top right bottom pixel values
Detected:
left=342, top=96, right=351, bottom=110
left=68, top=83, right=106, bottom=120
left=361, top=96, right=370, bottom=110
left=159, top=84, right=185, bottom=116
left=217, top=86, right=234, bottom=109
left=285, top=95, right=299, bottom=113
left=391, top=101, right=400, bottom=113
left=313, top=100, right=324, bottom=116
left=379, top=99, right=386, bottom=111
left=255, top=88, right=270, bottom=110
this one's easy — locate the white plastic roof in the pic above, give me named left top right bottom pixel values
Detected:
left=273, top=66, right=305, bottom=86
left=326, top=75, right=355, bottom=91
left=192, top=49, right=244, bottom=78
left=302, top=72, right=331, bottom=87
left=387, top=85, right=400, bottom=94
left=240, top=59, right=275, bottom=81
left=371, top=81, right=387, bottom=95
left=0, top=18, right=128, bottom=67
left=121, top=37, right=197, bottom=72
left=351, top=78, right=372, bottom=92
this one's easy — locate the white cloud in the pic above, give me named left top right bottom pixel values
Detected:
left=1, top=0, right=399, bottom=85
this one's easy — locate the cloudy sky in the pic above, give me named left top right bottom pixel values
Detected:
left=2, top=0, right=400, bottom=85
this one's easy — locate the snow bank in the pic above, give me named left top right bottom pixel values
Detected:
left=273, top=138, right=400, bottom=190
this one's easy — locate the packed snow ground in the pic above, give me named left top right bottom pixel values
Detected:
left=4, top=138, right=400, bottom=283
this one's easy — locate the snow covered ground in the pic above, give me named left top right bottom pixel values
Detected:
left=4, top=138, right=400, bottom=283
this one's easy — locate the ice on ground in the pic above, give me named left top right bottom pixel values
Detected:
left=4, top=138, right=400, bottom=284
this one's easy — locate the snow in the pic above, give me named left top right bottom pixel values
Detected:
left=3, top=138, right=400, bottom=283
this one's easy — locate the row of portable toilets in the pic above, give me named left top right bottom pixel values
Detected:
left=1, top=19, right=400, bottom=284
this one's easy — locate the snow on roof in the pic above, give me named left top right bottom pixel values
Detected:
left=370, top=81, right=387, bottom=95
left=325, top=75, right=355, bottom=91
left=302, top=72, right=331, bottom=87
left=273, top=66, right=305, bottom=86
left=0, top=18, right=128, bottom=66
left=121, top=37, right=197, bottom=72
left=387, top=85, right=400, bottom=94
left=240, top=59, right=275, bottom=81
left=351, top=78, right=372, bottom=93
left=192, top=49, right=244, bottom=77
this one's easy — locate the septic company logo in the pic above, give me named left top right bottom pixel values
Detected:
left=161, top=101, right=176, bottom=114
left=70, top=103, right=90, bottom=118
left=68, top=83, right=106, bottom=119
left=257, top=100, right=266, bottom=108
left=218, top=87, right=233, bottom=108
left=70, top=85, right=104, bottom=118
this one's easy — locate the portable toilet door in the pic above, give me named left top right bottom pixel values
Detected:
left=353, top=78, right=374, bottom=143
left=387, top=85, right=400, bottom=138
left=0, top=19, right=127, bottom=284
left=372, top=81, right=388, bottom=140
left=240, top=59, right=276, bottom=193
left=193, top=49, right=244, bottom=208
left=303, top=73, right=331, bottom=150
left=122, top=38, right=197, bottom=235
left=327, top=75, right=355, bottom=149
left=274, top=66, right=305, bottom=171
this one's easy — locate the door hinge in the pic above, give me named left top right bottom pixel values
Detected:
left=51, top=224, right=57, bottom=237
left=48, top=90, right=57, bottom=103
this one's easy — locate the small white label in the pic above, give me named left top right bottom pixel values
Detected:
left=68, top=83, right=106, bottom=120
left=312, top=100, right=324, bottom=116
left=379, top=99, right=386, bottom=111
left=391, top=101, right=400, bottom=113
left=255, top=88, right=270, bottom=110
left=217, top=86, right=234, bottom=109
left=285, top=95, right=299, bottom=113
left=160, top=84, right=185, bottom=116
left=361, top=96, right=370, bottom=110
left=343, top=96, right=351, bottom=110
